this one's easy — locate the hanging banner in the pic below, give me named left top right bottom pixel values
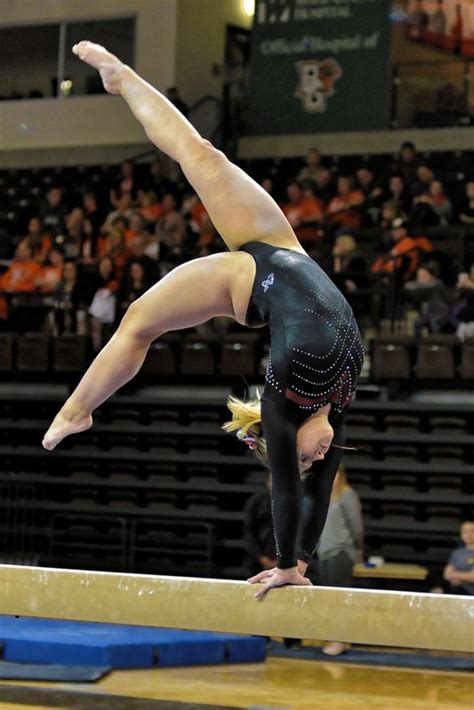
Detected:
left=246, top=0, right=392, bottom=134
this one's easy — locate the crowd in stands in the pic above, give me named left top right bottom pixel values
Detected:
left=1, top=141, right=474, bottom=345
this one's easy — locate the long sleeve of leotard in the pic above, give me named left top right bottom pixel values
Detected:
left=297, top=414, right=346, bottom=563
left=260, top=395, right=301, bottom=569
left=261, top=394, right=348, bottom=569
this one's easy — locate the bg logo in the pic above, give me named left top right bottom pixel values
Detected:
left=295, top=59, right=342, bottom=113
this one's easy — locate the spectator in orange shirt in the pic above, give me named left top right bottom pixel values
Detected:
left=371, top=219, right=433, bottom=282
left=37, top=246, right=65, bottom=293
left=1, top=240, right=42, bottom=293
left=24, top=216, right=52, bottom=263
left=183, top=194, right=219, bottom=256
left=326, top=176, right=364, bottom=230
left=281, top=181, right=324, bottom=247
left=0, top=239, right=43, bottom=326
left=136, top=189, right=163, bottom=226
left=97, top=227, right=129, bottom=282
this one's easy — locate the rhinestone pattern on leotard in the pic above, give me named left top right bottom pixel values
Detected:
left=240, top=241, right=364, bottom=417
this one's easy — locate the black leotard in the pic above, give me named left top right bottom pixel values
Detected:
left=239, top=241, right=364, bottom=568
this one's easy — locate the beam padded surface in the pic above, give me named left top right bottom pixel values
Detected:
left=0, top=565, right=472, bottom=653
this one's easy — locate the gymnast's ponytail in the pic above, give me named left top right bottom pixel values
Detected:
left=222, top=394, right=268, bottom=467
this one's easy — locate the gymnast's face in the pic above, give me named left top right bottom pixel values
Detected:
left=296, top=406, right=334, bottom=473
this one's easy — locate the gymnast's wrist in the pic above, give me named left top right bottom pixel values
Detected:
left=276, top=560, right=297, bottom=571
left=297, top=559, right=308, bottom=575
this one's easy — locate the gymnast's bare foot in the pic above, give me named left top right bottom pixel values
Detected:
left=72, top=40, right=124, bottom=94
left=42, top=409, right=93, bottom=451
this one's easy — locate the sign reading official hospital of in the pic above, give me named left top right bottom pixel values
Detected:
left=246, top=0, right=392, bottom=134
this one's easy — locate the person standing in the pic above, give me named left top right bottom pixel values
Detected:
left=316, top=466, right=364, bottom=655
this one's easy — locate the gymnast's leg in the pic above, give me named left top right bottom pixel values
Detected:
left=42, top=253, right=242, bottom=450
left=71, top=41, right=300, bottom=252
left=43, top=41, right=298, bottom=450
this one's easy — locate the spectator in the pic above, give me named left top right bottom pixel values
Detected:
left=330, top=234, right=369, bottom=296
left=0, top=239, right=43, bottom=330
left=243, top=473, right=275, bottom=577
left=297, top=147, right=325, bottom=187
left=83, top=191, right=107, bottom=243
left=316, top=466, right=364, bottom=656
left=411, top=164, right=435, bottom=198
left=88, top=256, right=118, bottom=351
left=312, top=167, right=334, bottom=207
left=453, top=271, right=474, bottom=340
left=79, top=217, right=100, bottom=264
left=385, top=175, right=411, bottom=217
left=260, top=177, right=275, bottom=196
left=103, top=192, right=134, bottom=231
left=392, top=141, right=422, bottom=186
left=116, top=261, right=153, bottom=322
left=155, top=192, right=187, bottom=264
left=404, top=262, right=452, bottom=335
left=23, top=216, right=52, bottom=263
left=146, top=157, right=174, bottom=201
left=443, top=521, right=474, bottom=594
left=59, top=207, right=85, bottom=260
left=372, top=218, right=433, bottom=282
left=281, top=181, right=324, bottom=247
left=166, top=86, right=188, bottom=117
left=112, top=160, right=140, bottom=202
left=458, top=181, right=474, bottom=225
left=52, top=260, right=83, bottom=334
left=136, top=189, right=163, bottom=226
left=98, top=227, right=128, bottom=282
left=125, top=235, right=159, bottom=283
left=124, top=212, right=150, bottom=246
left=355, top=165, right=385, bottom=224
left=39, top=186, right=68, bottom=237
left=411, top=177, right=451, bottom=228
left=326, top=176, right=364, bottom=230
left=36, top=246, right=65, bottom=294
left=0, top=239, right=42, bottom=293
left=428, top=179, right=452, bottom=224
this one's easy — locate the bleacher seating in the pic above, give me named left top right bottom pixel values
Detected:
left=0, top=387, right=471, bottom=587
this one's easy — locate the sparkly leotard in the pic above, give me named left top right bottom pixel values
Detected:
left=240, top=241, right=364, bottom=568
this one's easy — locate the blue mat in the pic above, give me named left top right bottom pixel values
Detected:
left=270, top=642, right=474, bottom=671
left=0, top=661, right=110, bottom=681
left=0, top=616, right=266, bottom=669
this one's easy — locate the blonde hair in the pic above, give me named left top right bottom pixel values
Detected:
left=330, top=464, right=351, bottom=501
left=335, top=235, right=357, bottom=253
left=222, top=395, right=268, bottom=466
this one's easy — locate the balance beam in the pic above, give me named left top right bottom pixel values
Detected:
left=0, top=565, right=472, bottom=653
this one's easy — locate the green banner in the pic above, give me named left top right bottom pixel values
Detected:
left=246, top=0, right=391, bottom=134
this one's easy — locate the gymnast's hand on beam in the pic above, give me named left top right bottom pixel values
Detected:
left=248, top=566, right=312, bottom=599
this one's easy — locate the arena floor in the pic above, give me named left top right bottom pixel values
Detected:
left=0, top=656, right=472, bottom=710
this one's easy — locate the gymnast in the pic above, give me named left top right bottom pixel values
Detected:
left=42, top=42, right=364, bottom=598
